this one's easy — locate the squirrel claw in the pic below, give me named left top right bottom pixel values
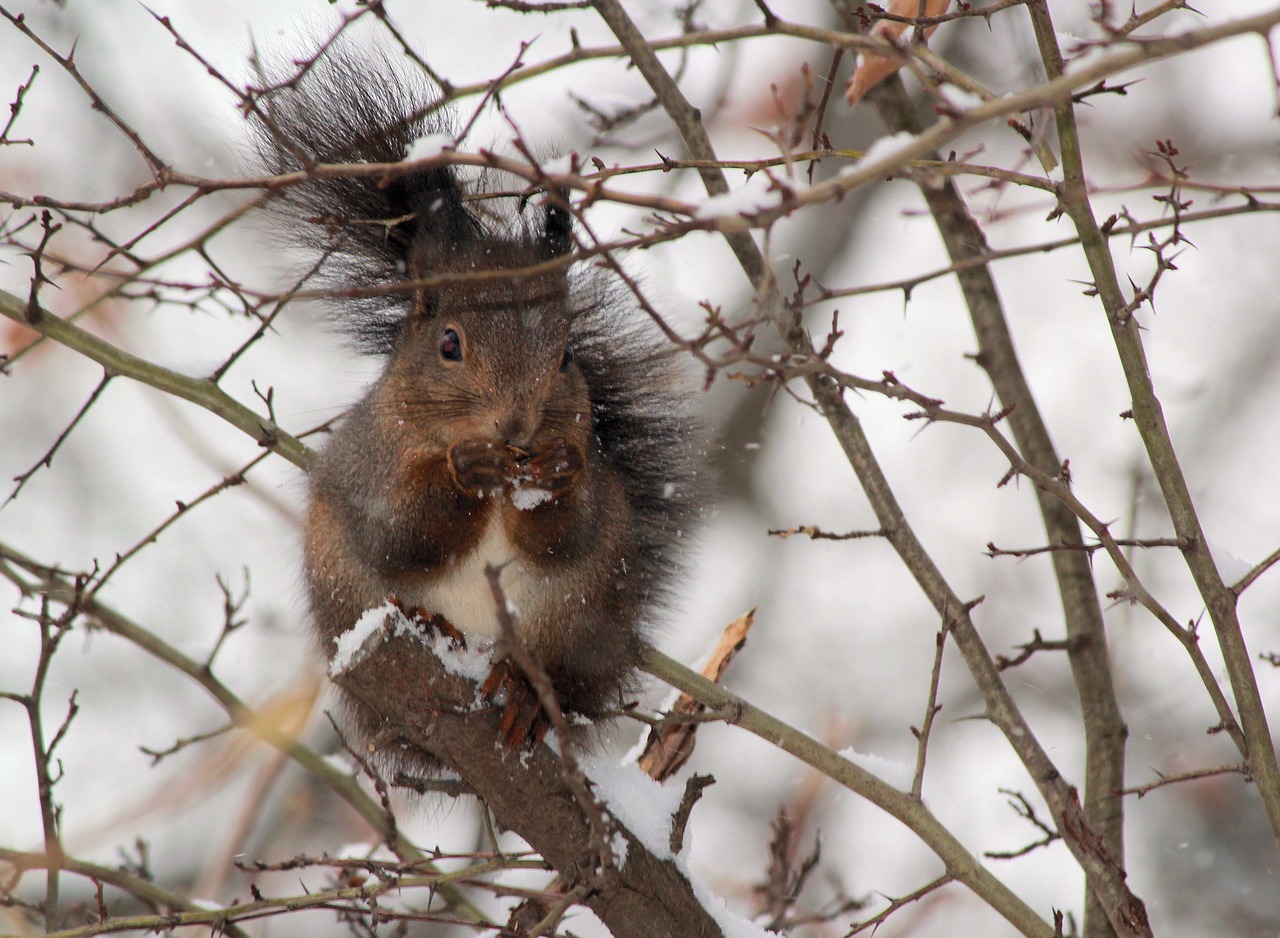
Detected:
left=524, top=437, right=584, bottom=493
left=387, top=596, right=467, bottom=649
left=480, top=660, right=550, bottom=749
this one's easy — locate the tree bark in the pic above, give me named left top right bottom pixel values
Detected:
left=332, top=622, right=727, bottom=938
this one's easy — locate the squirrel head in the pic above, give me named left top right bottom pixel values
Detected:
left=378, top=195, right=592, bottom=453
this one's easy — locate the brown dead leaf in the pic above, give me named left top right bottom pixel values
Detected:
left=846, top=0, right=951, bottom=105
left=638, top=609, right=755, bottom=782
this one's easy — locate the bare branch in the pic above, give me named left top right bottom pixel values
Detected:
left=6, top=372, right=113, bottom=505
left=0, top=291, right=311, bottom=468
left=845, top=874, right=954, bottom=936
left=1028, top=1, right=1280, bottom=860
left=911, top=620, right=949, bottom=798
left=1116, top=763, right=1249, bottom=800
left=985, top=789, right=1063, bottom=861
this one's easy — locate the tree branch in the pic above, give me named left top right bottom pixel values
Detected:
left=860, top=55, right=1128, bottom=938
left=641, top=648, right=1053, bottom=938
left=1026, top=0, right=1280, bottom=859
left=331, top=621, right=731, bottom=938
left=592, top=1, right=1150, bottom=932
left=0, top=290, right=310, bottom=469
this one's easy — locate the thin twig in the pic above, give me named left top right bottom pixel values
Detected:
left=1232, top=544, right=1280, bottom=597
left=910, top=619, right=949, bottom=798
left=768, top=525, right=888, bottom=541
left=1115, top=763, right=1249, bottom=799
left=6, top=372, right=113, bottom=505
left=845, top=874, right=953, bottom=936
left=0, top=7, right=166, bottom=175
left=986, top=537, right=1189, bottom=559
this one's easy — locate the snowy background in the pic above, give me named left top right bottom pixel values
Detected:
left=3, top=1, right=1280, bottom=935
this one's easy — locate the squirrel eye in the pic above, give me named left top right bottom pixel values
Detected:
left=559, top=344, right=574, bottom=373
left=439, top=328, right=463, bottom=362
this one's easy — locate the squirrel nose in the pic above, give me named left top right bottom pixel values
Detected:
left=497, top=410, right=537, bottom=448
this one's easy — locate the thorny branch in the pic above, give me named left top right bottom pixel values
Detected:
left=4, top=3, right=1280, bottom=937
left=0, top=7, right=166, bottom=174
left=6, top=372, right=112, bottom=505
left=0, top=541, right=488, bottom=923
left=2, top=858, right=518, bottom=938
left=86, top=458, right=265, bottom=601
left=985, top=789, right=1063, bottom=861
left=1028, top=1, right=1280, bottom=863
left=845, top=874, right=954, bottom=936
left=995, top=629, right=1073, bottom=672
left=1, top=846, right=254, bottom=938
left=757, top=360, right=1247, bottom=764
left=911, top=620, right=949, bottom=798
left=1115, top=763, right=1250, bottom=800
left=0, top=62, right=38, bottom=146
left=0, top=598, right=78, bottom=929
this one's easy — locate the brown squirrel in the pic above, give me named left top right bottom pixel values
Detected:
left=253, top=51, right=705, bottom=753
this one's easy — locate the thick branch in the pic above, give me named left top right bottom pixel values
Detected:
left=332, top=627, right=728, bottom=938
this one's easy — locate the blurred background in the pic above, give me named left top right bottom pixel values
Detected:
left=2, top=1, right=1280, bottom=935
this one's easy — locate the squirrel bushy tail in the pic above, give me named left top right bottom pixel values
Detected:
left=253, top=50, right=470, bottom=354
left=254, top=46, right=707, bottom=679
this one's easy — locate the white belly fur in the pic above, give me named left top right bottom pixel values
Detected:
left=402, top=514, right=538, bottom=641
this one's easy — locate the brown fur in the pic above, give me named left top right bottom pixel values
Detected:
left=256, top=48, right=705, bottom=766
left=305, top=266, right=645, bottom=724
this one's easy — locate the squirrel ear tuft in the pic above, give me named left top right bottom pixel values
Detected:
left=404, top=168, right=477, bottom=248
left=541, top=197, right=574, bottom=259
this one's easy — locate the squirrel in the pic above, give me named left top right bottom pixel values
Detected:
left=252, top=50, right=705, bottom=756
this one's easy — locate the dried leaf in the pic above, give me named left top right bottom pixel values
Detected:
left=638, top=609, right=755, bottom=781
left=846, top=0, right=951, bottom=105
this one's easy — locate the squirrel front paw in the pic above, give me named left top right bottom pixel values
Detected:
left=447, top=439, right=513, bottom=498
left=521, top=437, right=585, bottom=493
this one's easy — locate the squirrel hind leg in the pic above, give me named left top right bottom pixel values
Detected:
left=479, top=660, right=553, bottom=750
